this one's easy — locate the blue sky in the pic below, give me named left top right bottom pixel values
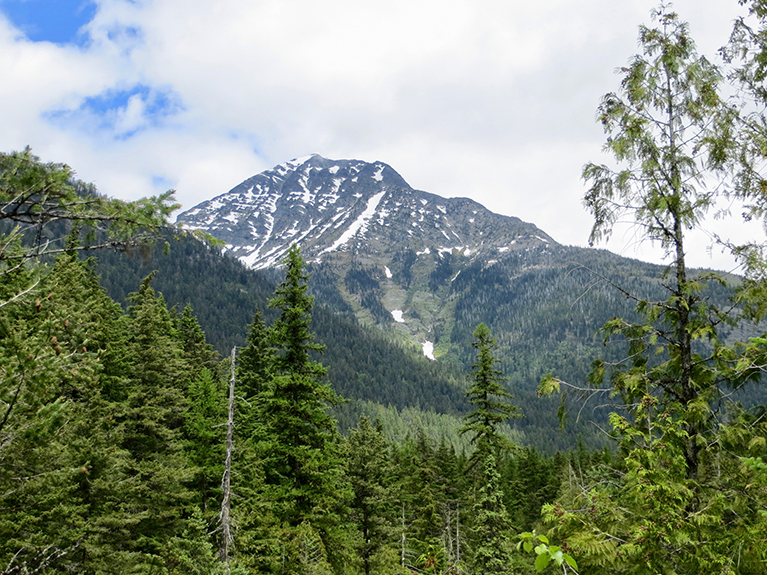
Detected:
left=0, top=0, right=757, bottom=271
left=45, top=84, right=184, bottom=139
left=0, top=0, right=96, bottom=44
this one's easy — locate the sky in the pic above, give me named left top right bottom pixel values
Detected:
left=0, top=0, right=760, bottom=271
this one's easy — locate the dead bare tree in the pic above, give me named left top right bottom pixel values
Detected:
left=219, top=347, right=236, bottom=568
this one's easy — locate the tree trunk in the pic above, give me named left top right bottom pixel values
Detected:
left=219, top=347, right=236, bottom=566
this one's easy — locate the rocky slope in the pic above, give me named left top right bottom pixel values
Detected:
left=177, top=154, right=560, bottom=356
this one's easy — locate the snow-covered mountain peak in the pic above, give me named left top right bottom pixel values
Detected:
left=177, top=156, right=555, bottom=270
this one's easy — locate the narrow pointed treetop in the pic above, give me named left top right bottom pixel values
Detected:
left=460, top=323, right=520, bottom=460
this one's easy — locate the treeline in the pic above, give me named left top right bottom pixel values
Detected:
left=90, top=232, right=638, bottom=452
left=0, top=241, right=587, bottom=573
left=92, top=234, right=471, bottom=418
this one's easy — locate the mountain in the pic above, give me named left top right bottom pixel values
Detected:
left=178, top=154, right=555, bottom=271
left=170, top=155, right=753, bottom=451
left=177, top=154, right=560, bottom=358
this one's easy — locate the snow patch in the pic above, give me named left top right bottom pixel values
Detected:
left=321, top=191, right=386, bottom=254
left=422, top=341, right=436, bottom=361
left=420, top=199, right=428, bottom=205
left=417, top=247, right=431, bottom=255
left=498, top=246, right=510, bottom=253
left=391, top=309, right=405, bottom=323
left=385, top=266, right=393, bottom=279
left=329, top=166, right=340, bottom=174
left=437, top=205, right=446, bottom=214
left=372, top=165, right=384, bottom=182
left=469, top=218, right=475, bottom=223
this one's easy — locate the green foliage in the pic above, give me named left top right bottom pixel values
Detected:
left=347, top=415, right=396, bottom=575
left=471, top=454, right=514, bottom=574
left=517, top=531, right=578, bottom=574
left=165, top=508, right=229, bottom=575
left=0, top=147, right=178, bottom=299
left=243, top=245, right=352, bottom=573
left=184, top=367, right=225, bottom=518
left=461, top=323, right=521, bottom=461
left=538, top=5, right=767, bottom=574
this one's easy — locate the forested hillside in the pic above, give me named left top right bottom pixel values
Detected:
left=0, top=150, right=573, bottom=572
left=7, top=2, right=767, bottom=573
left=93, top=231, right=659, bottom=452
left=91, top=234, right=478, bottom=435
left=91, top=226, right=761, bottom=453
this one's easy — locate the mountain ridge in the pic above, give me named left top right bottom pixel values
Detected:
left=178, top=155, right=564, bottom=356
left=99, top=155, right=758, bottom=451
left=177, top=154, right=556, bottom=270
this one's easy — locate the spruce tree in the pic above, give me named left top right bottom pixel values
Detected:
left=184, top=367, right=225, bottom=520
left=406, top=430, right=444, bottom=572
left=176, top=304, right=219, bottom=373
left=460, top=323, right=520, bottom=464
left=255, top=245, right=351, bottom=572
left=460, top=323, right=518, bottom=574
left=471, top=454, right=513, bottom=575
left=117, top=274, right=194, bottom=565
left=0, top=253, right=118, bottom=572
left=347, top=415, right=395, bottom=575
left=237, top=306, right=273, bottom=399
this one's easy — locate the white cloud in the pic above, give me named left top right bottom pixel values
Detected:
left=0, top=0, right=754, bottom=270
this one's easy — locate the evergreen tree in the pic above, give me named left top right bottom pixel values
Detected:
left=459, top=323, right=518, bottom=574
left=460, top=323, right=520, bottom=464
left=0, top=147, right=179, bottom=303
left=434, top=438, right=466, bottom=570
left=176, top=303, right=219, bottom=373
left=238, top=306, right=273, bottom=399
left=229, top=309, right=281, bottom=573
left=405, top=430, right=445, bottom=572
left=347, top=415, right=395, bottom=575
left=539, top=6, right=767, bottom=572
left=471, top=454, right=513, bottom=575
left=184, top=367, right=225, bottom=520
left=0, top=253, right=119, bottom=573
left=115, top=274, right=194, bottom=565
left=254, top=245, right=351, bottom=572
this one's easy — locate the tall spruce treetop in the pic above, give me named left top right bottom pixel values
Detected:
left=256, top=244, right=350, bottom=572
left=460, top=323, right=520, bottom=461
left=269, top=243, right=327, bottom=379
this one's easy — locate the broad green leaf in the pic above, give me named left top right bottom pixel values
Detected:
left=535, top=552, right=551, bottom=572
left=553, top=550, right=564, bottom=565
left=565, top=555, right=578, bottom=571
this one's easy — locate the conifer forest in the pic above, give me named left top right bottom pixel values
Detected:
left=7, top=3, right=767, bottom=574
